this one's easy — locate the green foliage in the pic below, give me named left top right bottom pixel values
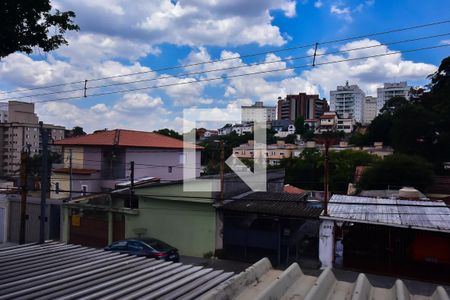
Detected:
left=282, top=149, right=378, bottom=193
left=154, top=128, right=183, bottom=140
left=328, top=150, right=379, bottom=192
left=1, top=0, right=79, bottom=58
left=361, top=56, right=450, bottom=174
left=348, top=132, right=368, bottom=148
left=380, top=96, right=409, bottom=115
left=29, top=151, right=62, bottom=176
left=285, top=134, right=296, bottom=144
left=294, top=117, right=306, bottom=135
left=358, top=154, right=434, bottom=191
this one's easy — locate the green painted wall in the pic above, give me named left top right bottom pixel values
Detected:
left=126, top=183, right=216, bottom=257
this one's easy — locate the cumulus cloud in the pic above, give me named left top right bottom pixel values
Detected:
left=55, top=0, right=295, bottom=47
left=36, top=95, right=172, bottom=133
left=314, top=1, right=323, bottom=8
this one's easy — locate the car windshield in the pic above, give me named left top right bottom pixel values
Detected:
left=141, top=239, right=173, bottom=252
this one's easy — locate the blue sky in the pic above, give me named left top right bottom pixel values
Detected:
left=0, top=0, right=449, bottom=132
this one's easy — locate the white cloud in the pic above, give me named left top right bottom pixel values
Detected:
left=440, top=39, right=450, bottom=45
left=56, top=33, right=161, bottom=64
left=55, top=0, right=296, bottom=47
left=36, top=97, right=174, bottom=133
left=314, top=1, right=323, bottom=8
left=330, top=5, right=352, bottom=22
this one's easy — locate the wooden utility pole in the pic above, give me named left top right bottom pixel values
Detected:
left=39, top=122, right=49, bottom=243
left=129, top=161, right=135, bottom=208
left=323, top=139, right=330, bottom=216
left=219, top=141, right=225, bottom=203
left=19, top=147, right=29, bottom=244
left=69, top=149, right=73, bottom=201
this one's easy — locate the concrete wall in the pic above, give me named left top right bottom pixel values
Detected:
left=125, top=148, right=201, bottom=181
left=128, top=183, right=216, bottom=257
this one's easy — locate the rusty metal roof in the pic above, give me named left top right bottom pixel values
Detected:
left=201, top=258, right=450, bottom=300
left=322, top=195, right=450, bottom=233
left=0, top=242, right=233, bottom=299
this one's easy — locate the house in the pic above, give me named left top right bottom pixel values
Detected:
left=231, top=123, right=253, bottom=136
left=305, top=118, right=320, bottom=133
left=220, top=191, right=322, bottom=267
left=319, top=194, right=450, bottom=282
left=50, top=129, right=202, bottom=199
left=336, top=114, right=355, bottom=133
left=318, top=111, right=338, bottom=133
left=232, top=140, right=297, bottom=166
left=60, top=170, right=285, bottom=256
left=218, top=124, right=233, bottom=136
left=271, top=119, right=295, bottom=136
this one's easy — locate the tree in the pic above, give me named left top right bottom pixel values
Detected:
left=380, top=96, right=409, bottom=115
left=154, top=128, right=183, bottom=140
left=294, top=117, right=307, bottom=135
left=1, top=0, right=79, bottom=58
left=358, top=154, right=434, bottom=191
left=389, top=104, right=436, bottom=158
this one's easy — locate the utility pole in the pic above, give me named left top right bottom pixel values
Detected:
left=39, top=122, right=49, bottom=243
left=323, top=139, right=330, bottom=216
left=130, top=161, right=135, bottom=208
left=19, top=146, right=30, bottom=244
left=219, top=141, right=225, bottom=203
left=69, top=149, right=73, bottom=202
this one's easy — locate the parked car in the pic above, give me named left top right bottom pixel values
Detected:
left=104, top=238, right=179, bottom=262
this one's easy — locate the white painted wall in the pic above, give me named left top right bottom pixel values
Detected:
left=319, top=220, right=334, bottom=269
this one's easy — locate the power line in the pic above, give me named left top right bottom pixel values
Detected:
left=5, top=43, right=448, bottom=105
left=2, top=32, right=449, bottom=102
left=1, top=19, right=449, bottom=97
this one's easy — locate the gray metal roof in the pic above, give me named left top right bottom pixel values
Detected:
left=0, top=242, right=234, bottom=300
left=201, top=258, right=450, bottom=300
left=322, top=195, right=450, bottom=233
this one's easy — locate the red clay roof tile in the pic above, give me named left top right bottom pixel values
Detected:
left=54, top=129, right=202, bottom=149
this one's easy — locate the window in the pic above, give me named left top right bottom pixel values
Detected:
left=168, top=166, right=173, bottom=173
left=109, top=241, right=127, bottom=251
left=55, top=182, right=60, bottom=194
left=127, top=241, right=145, bottom=251
left=81, top=185, right=88, bottom=196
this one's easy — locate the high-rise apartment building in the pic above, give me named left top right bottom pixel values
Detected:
left=363, top=96, right=377, bottom=124
left=241, top=101, right=276, bottom=122
left=0, top=101, right=65, bottom=176
left=330, top=82, right=365, bottom=123
left=376, top=82, right=411, bottom=113
left=277, top=93, right=328, bottom=121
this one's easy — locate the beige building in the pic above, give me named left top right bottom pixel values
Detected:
left=0, top=101, right=65, bottom=177
left=241, top=101, right=276, bottom=123
left=363, top=96, right=377, bottom=124
left=232, top=140, right=297, bottom=166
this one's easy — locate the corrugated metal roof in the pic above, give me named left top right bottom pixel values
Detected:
left=221, top=192, right=321, bottom=218
left=0, top=242, right=234, bottom=300
left=322, top=195, right=450, bottom=233
left=201, top=258, right=450, bottom=300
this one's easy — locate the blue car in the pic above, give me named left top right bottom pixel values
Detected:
left=104, top=238, right=180, bottom=262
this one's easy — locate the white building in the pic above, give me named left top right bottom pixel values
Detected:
left=363, top=96, right=377, bottom=124
left=376, top=82, right=411, bottom=113
left=330, top=82, right=365, bottom=123
left=336, top=114, right=355, bottom=134
left=241, top=101, right=276, bottom=123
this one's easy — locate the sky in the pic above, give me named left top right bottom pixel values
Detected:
left=0, top=0, right=449, bottom=133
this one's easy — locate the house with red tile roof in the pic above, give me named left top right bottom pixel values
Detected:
left=50, top=129, right=202, bottom=199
